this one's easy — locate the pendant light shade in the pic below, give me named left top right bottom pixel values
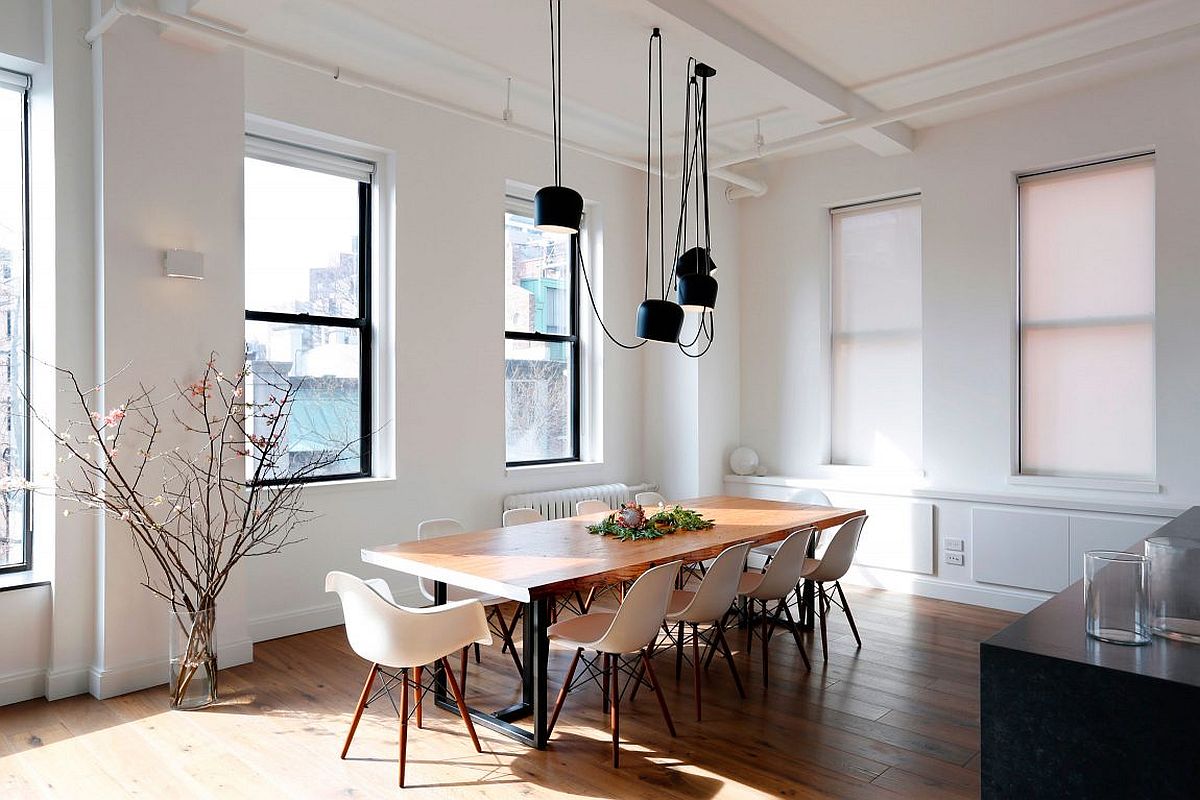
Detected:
left=678, top=272, right=718, bottom=312
left=675, top=245, right=717, bottom=277
left=534, top=185, right=583, bottom=234
left=636, top=299, right=684, bottom=343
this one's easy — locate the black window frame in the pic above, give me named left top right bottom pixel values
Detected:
left=504, top=203, right=582, bottom=467
left=243, top=150, right=373, bottom=485
left=0, top=70, right=31, bottom=575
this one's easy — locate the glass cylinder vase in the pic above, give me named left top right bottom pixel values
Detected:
left=1145, top=536, right=1200, bottom=644
left=169, top=605, right=218, bottom=709
left=1084, top=551, right=1150, bottom=646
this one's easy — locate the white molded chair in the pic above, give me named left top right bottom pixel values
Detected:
left=325, top=571, right=491, bottom=787
left=660, top=542, right=752, bottom=720
left=418, top=518, right=522, bottom=681
left=801, top=515, right=868, bottom=661
left=634, top=491, right=667, bottom=509
left=546, top=561, right=682, bottom=767
left=576, top=499, right=612, bottom=516
left=736, top=528, right=814, bottom=683
left=753, top=488, right=831, bottom=566
left=502, top=507, right=544, bottom=527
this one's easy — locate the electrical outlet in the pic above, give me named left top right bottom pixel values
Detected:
left=944, top=537, right=964, bottom=552
left=945, top=551, right=965, bottom=566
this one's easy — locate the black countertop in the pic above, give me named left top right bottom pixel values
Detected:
left=983, top=505, right=1200, bottom=688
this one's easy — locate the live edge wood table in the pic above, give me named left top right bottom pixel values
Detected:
left=361, top=495, right=864, bottom=749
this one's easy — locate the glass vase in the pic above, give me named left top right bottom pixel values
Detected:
left=1084, top=551, right=1151, bottom=646
left=169, top=605, right=218, bottom=709
left=1145, top=536, right=1200, bottom=644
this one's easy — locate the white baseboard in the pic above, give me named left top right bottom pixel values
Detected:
left=88, top=638, right=254, bottom=701
left=844, top=565, right=1049, bottom=614
left=248, top=586, right=424, bottom=644
left=45, top=666, right=90, bottom=701
left=0, top=667, right=49, bottom=707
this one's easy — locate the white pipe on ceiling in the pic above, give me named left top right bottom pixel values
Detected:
left=85, top=0, right=768, bottom=197
left=714, top=21, right=1200, bottom=171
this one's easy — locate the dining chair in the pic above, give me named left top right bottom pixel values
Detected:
left=800, top=515, right=868, bottom=661
left=325, top=571, right=490, bottom=788
left=546, top=560, right=682, bottom=767
left=660, top=541, right=752, bottom=721
left=735, top=528, right=814, bottom=684
left=501, top=507, right=587, bottom=620
left=502, top=507, right=544, bottom=526
left=417, top=518, right=523, bottom=684
left=634, top=490, right=667, bottom=509
left=576, top=499, right=612, bottom=516
left=753, top=488, right=831, bottom=569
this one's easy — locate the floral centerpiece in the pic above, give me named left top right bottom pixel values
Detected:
left=587, top=502, right=715, bottom=542
left=45, top=354, right=352, bottom=709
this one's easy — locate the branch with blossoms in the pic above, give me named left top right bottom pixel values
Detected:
left=39, top=353, right=357, bottom=616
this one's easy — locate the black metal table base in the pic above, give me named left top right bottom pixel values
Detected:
left=432, top=581, right=552, bottom=749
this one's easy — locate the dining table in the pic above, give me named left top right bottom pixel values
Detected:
left=360, top=494, right=866, bottom=749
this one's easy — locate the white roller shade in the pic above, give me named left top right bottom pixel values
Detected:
left=245, top=134, right=374, bottom=183
left=0, top=69, right=31, bottom=92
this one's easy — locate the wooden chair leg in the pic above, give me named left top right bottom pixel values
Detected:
left=547, top=647, right=582, bottom=737
left=745, top=599, right=754, bottom=656
left=609, top=654, right=620, bottom=767
left=602, top=653, right=611, bottom=715
left=460, top=646, right=469, bottom=695
left=398, top=668, right=409, bottom=787
left=582, top=586, right=596, bottom=613
left=640, top=648, right=676, bottom=737
left=818, top=584, right=830, bottom=662
left=341, top=663, right=377, bottom=758
left=780, top=598, right=812, bottom=671
left=836, top=582, right=863, bottom=648
left=440, top=656, right=481, bottom=753
left=691, top=623, right=702, bottom=722
left=713, top=623, right=746, bottom=698
left=761, top=600, right=770, bottom=686
left=675, top=621, right=685, bottom=680
left=414, top=665, right=423, bottom=729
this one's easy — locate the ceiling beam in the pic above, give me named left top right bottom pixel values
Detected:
left=642, top=0, right=913, bottom=156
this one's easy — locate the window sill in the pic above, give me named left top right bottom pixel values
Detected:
left=506, top=460, right=604, bottom=476
left=0, top=570, right=50, bottom=593
left=1008, top=474, right=1161, bottom=494
left=296, top=475, right=397, bottom=494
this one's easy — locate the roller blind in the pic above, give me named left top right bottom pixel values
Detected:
left=1018, top=156, right=1155, bottom=478
left=830, top=195, right=923, bottom=468
left=245, top=134, right=374, bottom=183
left=0, top=69, right=31, bottom=92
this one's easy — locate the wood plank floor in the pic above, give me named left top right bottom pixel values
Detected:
left=0, top=587, right=1016, bottom=798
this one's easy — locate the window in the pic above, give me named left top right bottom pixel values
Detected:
left=830, top=195, right=922, bottom=468
left=1018, top=155, right=1155, bottom=479
left=244, top=135, right=374, bottom=482
left=0, top=70, right=29, bottom=572
left=504, top=199, right=580, bottom=465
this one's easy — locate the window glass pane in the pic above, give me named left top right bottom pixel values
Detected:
left=1021, top=323, right=1154, bottom=478
left=245, top=320, right=362, bottom=479
left=1020, top=160, right=1154, bottom=323
left=505, top=212, right=572, bottom=334
left=0, top=86, right=26, bottom=569
left=830, top=198, right=922, bottom=468
left=1019, top=159, right=1155, bottom=479
left=506, top=339, right=573, bottom=462
left=245, top=157, right=361, bottom=318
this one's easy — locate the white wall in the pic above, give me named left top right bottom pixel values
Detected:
left=734, top=59, right=1200, bottom=609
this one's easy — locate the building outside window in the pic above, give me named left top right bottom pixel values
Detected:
left=243, top=135, right=374, bottom=482
left=504, top=199, right=581, bottom=466
left=0, top=70, right=29, bottom=572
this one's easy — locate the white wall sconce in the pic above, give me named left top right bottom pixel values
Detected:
left=163, top=249, right=204, bottom=280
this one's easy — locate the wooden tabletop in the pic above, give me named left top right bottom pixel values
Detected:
left=361, top=495, right=865, bottom=603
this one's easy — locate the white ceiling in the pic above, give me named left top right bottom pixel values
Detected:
left=183, top=0, right=1200, bottom=174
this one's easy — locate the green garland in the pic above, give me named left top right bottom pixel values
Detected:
left=587, top=504, right=716, bottom=542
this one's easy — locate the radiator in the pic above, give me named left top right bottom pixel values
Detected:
left=503, top=482, right=658, bottom=521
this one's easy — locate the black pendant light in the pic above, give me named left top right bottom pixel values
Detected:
left=535, top=1, right=583, bottom=234
left=634, top=29, right=684, bottom=344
